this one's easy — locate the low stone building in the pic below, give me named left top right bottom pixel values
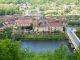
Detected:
left=15, top=19, right=37, bottom=27
left=34, top=23, right=63, bottom=32
left=14, top=16, right=66, bottom=32
left=34, top=17, right=64, bottom=32
left=34, top=24, right=49, bottom=32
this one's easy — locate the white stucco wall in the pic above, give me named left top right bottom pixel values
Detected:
left=34, top=26, right=63, bottom=32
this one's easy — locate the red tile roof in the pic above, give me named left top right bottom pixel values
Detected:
left=15, top=20, right=22, bottom=24
left=38, top=24, right=48, bottom=27
left=48, top=22, right=63, bottom=26
left=36, top=22, right=63, bottom=27
left=15, top=19, right=34, bottom=24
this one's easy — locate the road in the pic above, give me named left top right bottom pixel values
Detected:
left=66, top=27, right=80, bottom=48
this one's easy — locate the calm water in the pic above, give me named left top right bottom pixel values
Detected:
left=21, top=40, right=73, bottom=53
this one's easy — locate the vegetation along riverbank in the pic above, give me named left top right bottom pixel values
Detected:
left=13, top=30, right=67, bottom=41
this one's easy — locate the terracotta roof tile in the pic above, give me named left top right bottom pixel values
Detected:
left=38, top=24, right=48, bottom=27
left=48, top=23, right=63, bottom=26
left=15, top=20, right=22, bottom=24
left=15, top=19, right=36, bottom=24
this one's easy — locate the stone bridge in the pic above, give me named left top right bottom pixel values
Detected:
left=66, top=27, right=80, bottom=52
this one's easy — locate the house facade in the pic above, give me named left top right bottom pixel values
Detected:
left=14, top=17, right=66, bottom=32
left=34, top=23, right=63, bottom=32
left=15, top=19, right=37, bottom=27
left=34, top=17, right=64, bottom=32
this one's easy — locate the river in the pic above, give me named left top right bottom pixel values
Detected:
left=21, top=40, right=73, bottom=53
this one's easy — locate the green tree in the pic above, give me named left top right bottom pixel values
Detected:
left=73, top=45, right=80, bottom=60
left=63, top=25, right=66, bottom=32
left=64, top=8, right=71, bottom=14
left=0, top=4, right=21, bottom=16
left=76, top=27, right=80, bottom=40
left=3, top=27, right=12, bottom=39
left=0, top=39, right=26, bottom=60
left=68, top=20, right=80, bottom=26
left=76, top=27, right=80, bottom=33
left=13, top=33, right=21, bottom=41
left=53, top=43, right=69, bottom=60
left=38, top=22, right=42, bottom=26
left=32, top=18, right=36, bottom=20
left=30, top=23, right=33, bottom=30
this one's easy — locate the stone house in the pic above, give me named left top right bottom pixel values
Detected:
left=14, top=17, right=66, bottom=32
left=15, top=19, right=37, bottom=27
left=34, top=24, right=49, bottom=32
left=34, top=17, right=64, bottom=32
left=34, top=22, right=63, bottom=32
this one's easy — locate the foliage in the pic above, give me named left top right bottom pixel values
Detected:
left=0, top=4, right=21, bottom=16
left=13, top=33, right=21, bottom=41
left=30, top=23, right=33, bottom=30
left=0, top=39, right=80, bottom=60
left=45, top=11, right=59, bottom=15
left=76, top=27, right=80, bottom=38
left=31, top=10, right=37, bottom=13
left=76, top=27, right=80, bottom=33
left=24, top=44, right=80, bottom=60
left=53, top=31, right=67, bottom=40
left=0, top=39, right=26, bottom=60
left=41, top=11, right=59, bottom=16
left=38, top=22, right=42, bottom=26
left=64, top=8, right=71, bottom=14
left=0, top=0, right=80, bottom=7
left=68, top=20, right=80, bottom=26
left=25, top=0, right=80, bottom=5
left=0, top=20, right=5, bottom=25
left=63, top=25, right=66, bottom=32
left=15, top=31, right=66, bottom=40
left=53, top=43, right=68, bottom=60
left=0, top=0, right=26, bottom=4
left=32, top=18, right=36, bottom=20
left=0, top=27, right=12, bottom=39
left=74, top=45, right=80, bottom=60
left=66, top=15, right=80, bottom=20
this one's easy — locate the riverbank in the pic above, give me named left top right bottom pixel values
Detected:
left=14, top=31, right=67, bottom=41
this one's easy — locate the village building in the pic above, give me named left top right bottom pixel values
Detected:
left=0, top=14, right=66, bottom=32
left=14, top=16, right=66, bottom=32
left=15, top=19, right=37, bottom=27
left=34, top=17, right=64, bottom=32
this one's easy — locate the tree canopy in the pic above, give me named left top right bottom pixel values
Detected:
left=68, top=20, right=80, bottom=26
left=0, top=0, right=26, bottom=4
left=0, top=39, right=26, bottom=60
left=0, top=4, right=21, bottom=16
left=0, top=27, right=12, bottom=39
left=0, top=0, right=80, bottom=5
left=0, top=39, right=80, bottom=60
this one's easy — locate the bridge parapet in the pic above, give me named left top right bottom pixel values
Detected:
left=66, top=31, right=77, bottom=49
